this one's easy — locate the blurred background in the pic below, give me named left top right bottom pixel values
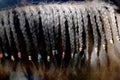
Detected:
left=0, top=0, right=120, bottom=9
left=0, top=0, right=84, bottom=9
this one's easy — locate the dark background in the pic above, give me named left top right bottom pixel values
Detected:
left=0, top=0, right=84, bottom=9
left=0, top=0, right=120, bottom=9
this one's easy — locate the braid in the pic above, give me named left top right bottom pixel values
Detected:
left=9, top=9, right=20, bottom=52
left=76, top=5, right=84, bottom=50
left=0, top=11, right=6, bottom=52
left=65, top=5, right=75, bottom=53
left=59, top=5, right=66, bottom=52
left=69, top=6, right=75, bottom=53
left=47, top=5, right=55, bottom=50
left=16, top=7, right=30, bottom=54
left=45, top=6, right=53, bottom=55
left=24, top=6, right=39, bottom=53
left=71, top=5, right=79, bottom=53
left=3, top=11, right=12, bottom=50
left=40, top=5, right=51, bottom=60
left=51, top=5, right=60, bottom=49
left=33, top=6, right=41, bottom=53
left=40, top=6, right=48, bottom=51
left=81, top=6, right=89, bottom=62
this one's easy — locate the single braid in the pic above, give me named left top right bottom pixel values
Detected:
left=9, top=9, right=20, bottom=52
left=3, top=11, right=12, bottom=49
left=72, top=5, right=79, bottom=52
left=51, top=5, right=60, bottom=48
left=45, top=6, right=53, bottom=55
left=76, top=5, right=84, bottom=50
left=81, top=6, right=89, bottom=62
left=47, top=5, right=55, bottom=50
left=59, top=5, right=66, bottom=52
left=0, top=11, right=6, bottom=52
left=40, top=5, right=51, bottom=53
left=33, top=6, right=40, bottom=51
left=64, top=5, right=75, bottom=53
left=16, top=7, right=30, bottom=53
left=25, top=6, right=39, bottom=53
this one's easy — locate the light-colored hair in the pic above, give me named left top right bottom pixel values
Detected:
left=0, top=1, right=120, bottom=80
